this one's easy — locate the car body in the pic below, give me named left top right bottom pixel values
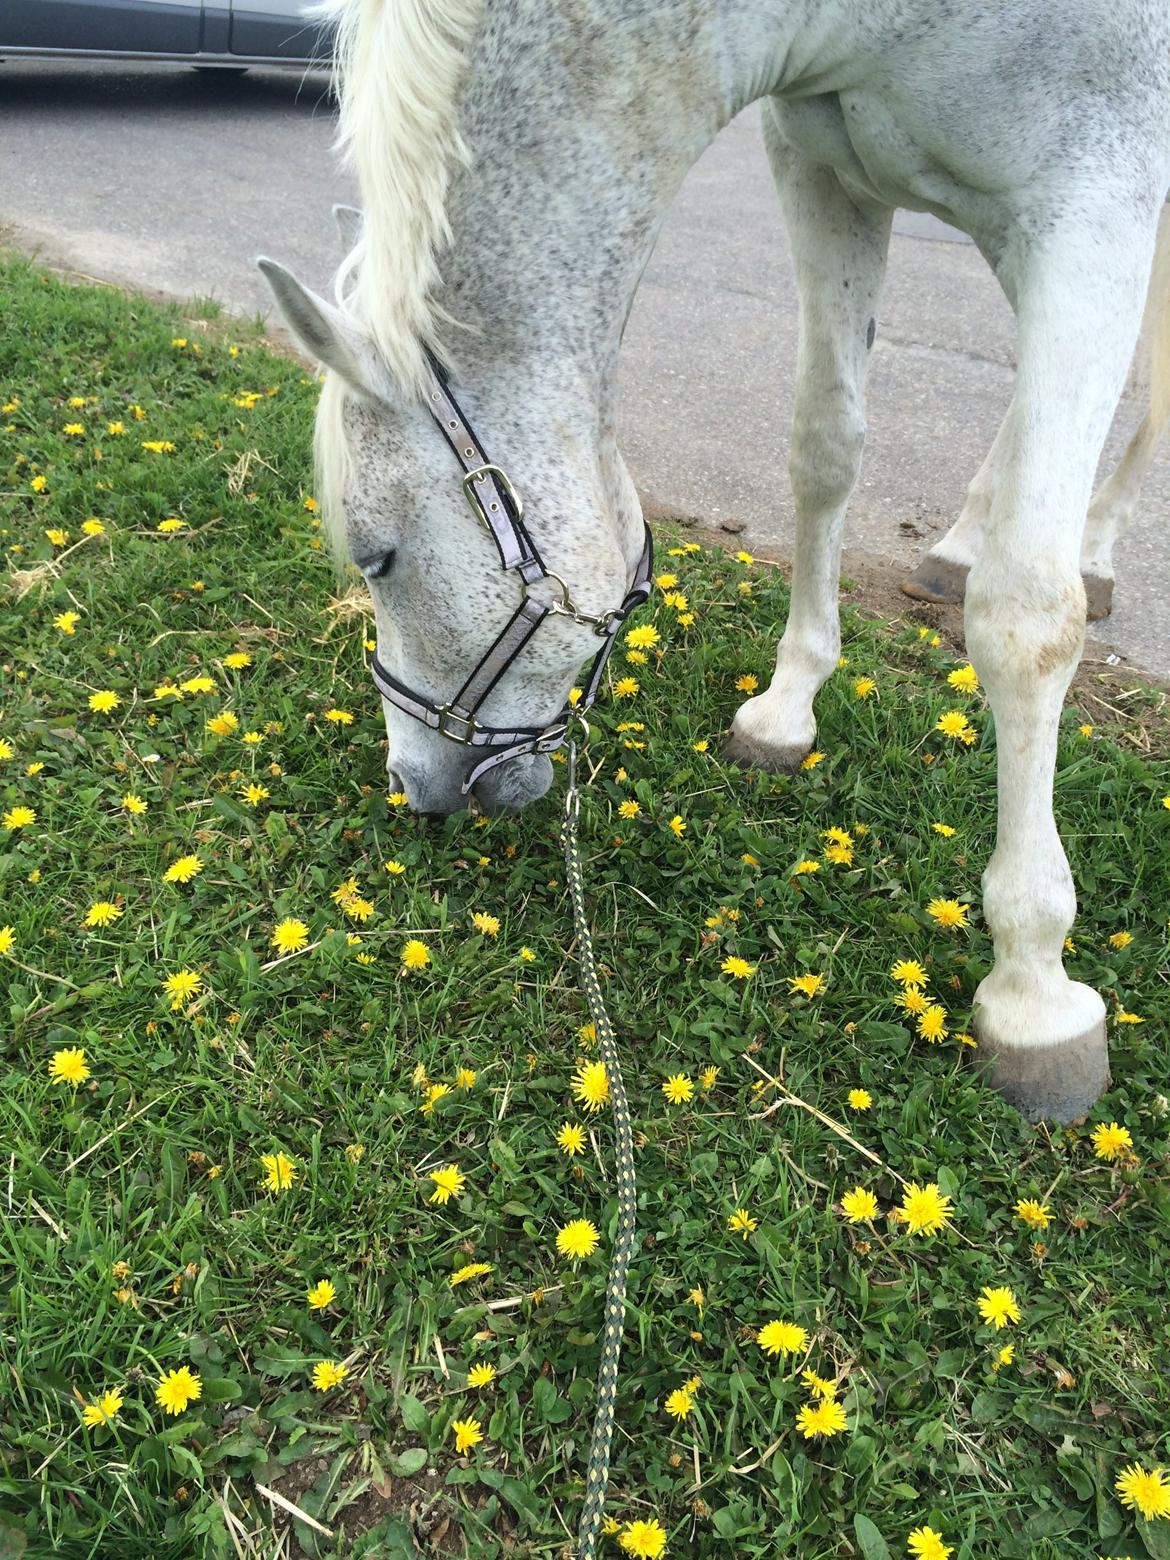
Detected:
left=0, top=0, right=333, bottom=67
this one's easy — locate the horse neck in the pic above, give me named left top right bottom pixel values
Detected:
left=434, top=0, right=818, bottom=441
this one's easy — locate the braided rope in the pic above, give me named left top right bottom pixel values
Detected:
left=561, top=753, right=638, bottom=1560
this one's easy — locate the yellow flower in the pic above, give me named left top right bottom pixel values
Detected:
left=618, top=799, right=641, bottom=819
left=324, top=707, right=354, bottom=725
left=792, top=859, right=820, bottom=876
left=451, top=1416, right=483, bottom=1453
left=1014, top=1198, right=1051, bottom=1229
left=88, top=690, right=120, bottom=714
left=450, top=1262, right=493, bottom=1287
left=180, top=675, right=216, bottom=695
left=46, top=528, right=71, bottom=546
left=853, top=677, right=876, bottom=699
left=1115, top=1462, right=1170, bottom=1521
left=0, top=926, right=13, bottom=957
left=916, top=1005, right=948, bottom=1043
left=107, top=421, right=125, bottom=436
left=699, top=1065, right=720, bottom=1092
left=121, top=792, right=147, bottom=816
left=800, top=750, right=826, bottom=771
left=271, top=919, right=309, bottom=954
left=977, top=1285, right=1021, bottom=1328
left=662, top=1073, right=695, bottom=1104
left=993, top=1343, right=1015, bottom=1370
left=311, top=1360, right=348, bottom=1391
left=758, top=1319, right=809, bottom=1357
left=619, top=1518, right=667, bottom=1559
left=155, top=1366, right=202, bottom=1415
left=163, top=969, right=202, bottom=1010
left=728, top=1207, right=757, bottom=1239
left=557, top=1122, right=586, bottom=1156
left=157, top=518, right=186, bottom=533
left=1090, top=1121, right=1133, bottom=1161
left=83, top=901, right=122, bottom=929
left=891, top=959, right=928, bottom=986
left=471, top=911, right=500, bottom=937
left=667, top=814, right=686, bottom=836
left=81, top=518, right=105, bottom=535
left=1079, top=722, right=1093, bottom=737
left=613, top=676, right=639, bottom=698
left=947, top=663, right=980, bottom=694
left=693, top=739, right=709, bottom=752
left=206, top=710, right=239, bottom=736
left=141, top=440, right=175, bottom=453
left=572, top=1060, right=610, bottom=1113
left=788, top=972, right=824, bottom=998
left=242, top=783, right=269, bottom=806
left=795, top=1398, right=848, bottom=1438
left=926, top=898, right=969, bottom=930
left=81, top=1388, right=124, bottom=1428
left=163, top=854, right=203, bottom=884
left=847, top=1088, right=872, bottom=1111
left=307, top=1278, right=336, bottom=1310
left=223, top=651, right=251, bottom=669
left=897, top=1181, right=954, bottom=1236
left=54, top=610, right=80, bottom=634
left=260, top=1151, right=298, bottom=1193
left=721, top=955, right=756, bottom=979
left=824, top=842, right=854, bottom=865
left=402, top=938, right=431, bottom=970
left=932, top=822, right=956, bottom=836
left=556, top=1219, right=600, bottom=1260
left=664, top=1387, right=694, bottom=1420
left=30, top=474, right=47, bottom=492
left=467, top=1362, right=496, bottom=1389
left=626, top=624, right=659, bottom=649
left=841, top=1187, right=879, bottom=1223
left=49, top=1047, right=90, bottom=1086
left=735, top=673, right=759, bottom=693
left=428, top=1164, right=465, bottom=1205
left=385, top=859, right=406, bottom=875
left=1108, top=930, right=1132, bottom=949
left=907, top=1525, right=952, bottom=1560
left=4, top=805, right=37, bottom=830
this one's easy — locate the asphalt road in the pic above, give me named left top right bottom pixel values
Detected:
left=2, top=58, right=1167, bottom=675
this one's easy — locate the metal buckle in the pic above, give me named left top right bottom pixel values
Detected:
left=461, top=464, right=523, bottom=528
left=436, top=705, right=480, bottom=744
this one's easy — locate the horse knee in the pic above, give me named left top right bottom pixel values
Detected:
left=965, top=560, right=1086, bottom=695
left=789, top=399, right=865, bottom=516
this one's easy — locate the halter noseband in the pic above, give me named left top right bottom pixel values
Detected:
left=368, top=352, right=654, bottom=795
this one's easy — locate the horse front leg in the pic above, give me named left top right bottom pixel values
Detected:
left=726, top=129, right=892, bottom=770
left=967, top=203, right=1159, bottom=1122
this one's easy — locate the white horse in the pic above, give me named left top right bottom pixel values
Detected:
left=260, top=0, right=1170, bottom=1125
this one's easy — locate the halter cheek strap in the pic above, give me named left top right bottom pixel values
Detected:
left=368, top=351, right=653, bottom=794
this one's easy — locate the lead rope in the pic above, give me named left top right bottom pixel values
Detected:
left=561, top=738, right=638, bottom=1559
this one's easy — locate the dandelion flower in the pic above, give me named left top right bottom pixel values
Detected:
left=936, top=709, right=973, bottom=738
left=626, top=625, right=659, bottom=649
left=662, top=1073, right=694, bottom=1104
left=618, top=799, right=641, bottom=819
left=847, top=1088, right=872, bottom=1111
left=556, top=1219, right=600, bottom=1260
left=758, top=1319, right=809, bottom=1357
left=163, top=969, right=201, bottom=1010
left=428, top=1164, right=465, bottom=1205
left=613, top=676, right=639, bottom=698
left=0, top=926, right=13, bottom=957
left=947, top=663, right=980, bottom=694
left=932, top=822, right=956, bottom=836
left=898, top=1181, right=953, bottom=1236
left=668, top=814, right=686, bottom=837
left=572, top=1060, right=610, bottom=1113
left=841, top=1187, right=879, bottom=1223
left=801, top=751, right=826, bottom=770
left=796, top=1398, right=848, bottom=1438
left=120, top=792, right=148, bottom=815
left=307, top=1279, right=336, bottom=1311
left=471, top=911, right=500, bottom=937
left=88, top=690, right=120, bottom=714
left=311, top=1361, right=348, bottom=1391
left=402, top=938, right=431, bottom=970
left=728, top=1207, right=757, bottom=1239
left=977, top=1286, right=1021, bottom=1328
left=664, top=1387, right=694, bottom=1420
left=916, top=1005, right=949, bottom=1043
left=242, top=783, right=269, bottom=806
left=468, top=1362, right=496, bottom=1389
left=324, top=707, right=354, bottom=725
left=163, top=854, right=203, bottom=884
left=1108, top=930, right=1133, bottom=950
left=83, top=901, right=122, bottom=928
left=1115, top=1463, right=1170, bottom=1521
left=620, top=1519, right=667, bottom=1559
left=721, top=955, right=756, bottom=979
left=854, top=677, right=876, bottom=699
left=271, top=918, right=310, bottom=955
left=736, top=673, right=759, bottom=693
left=3, top=806, right=36, bottom=830
left=1091, top=1122, right=1133, bottom=1161
left=54, top=611, right=80, bottom=634
left=450, top=1262, right=493, bottom=1287
left=1014, top=1198, right=1051, bottom=1229
left=49, top=1047, right=90, bottom=1086
left=789, top=972, right=824, bottom=998
left=81, top=1388, right=123, bottom=1428
left=907, top=1526, right=952, bottom=1560
left=156, top=1367, right=202, bottom=1415
left=926, top=898, right=968, bottom=930
left=260, top=1151, right=298, bottom=1194
left=993, top=1344, right=1015, bottom=1370
left=792, top=859, right=820, bottom=875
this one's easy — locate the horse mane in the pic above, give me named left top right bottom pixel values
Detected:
left=318, top=0, right=485, bottom=399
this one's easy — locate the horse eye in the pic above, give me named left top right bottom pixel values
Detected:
left=361, top=549, right=396, bottom=581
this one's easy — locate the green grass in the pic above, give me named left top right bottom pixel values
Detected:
left=1, top=250, right=1169, bottom=1560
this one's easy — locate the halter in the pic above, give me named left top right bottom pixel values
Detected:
left=368, top=351, right=654, bottom=794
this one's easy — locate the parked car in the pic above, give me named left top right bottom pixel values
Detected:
left=0, top=0, right=333, bottom=67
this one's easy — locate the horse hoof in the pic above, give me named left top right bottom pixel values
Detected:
left=900, top=555, right=970, bottom=605
left=971, top=1009, right=1110, bottom=1124
left=1083, top=573, right=1114, bottom=621
left=723, top=726, right=809, bottom=774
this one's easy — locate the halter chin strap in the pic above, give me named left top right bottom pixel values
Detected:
left=368, top=351, right=654, bottom=795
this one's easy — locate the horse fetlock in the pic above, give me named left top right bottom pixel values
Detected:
left=724, top=692, right=815, bottom=774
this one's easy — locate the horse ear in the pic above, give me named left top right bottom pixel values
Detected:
left=257, top=256, right=390, bottom=402
left=333, top=203, right=363, bottom=253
